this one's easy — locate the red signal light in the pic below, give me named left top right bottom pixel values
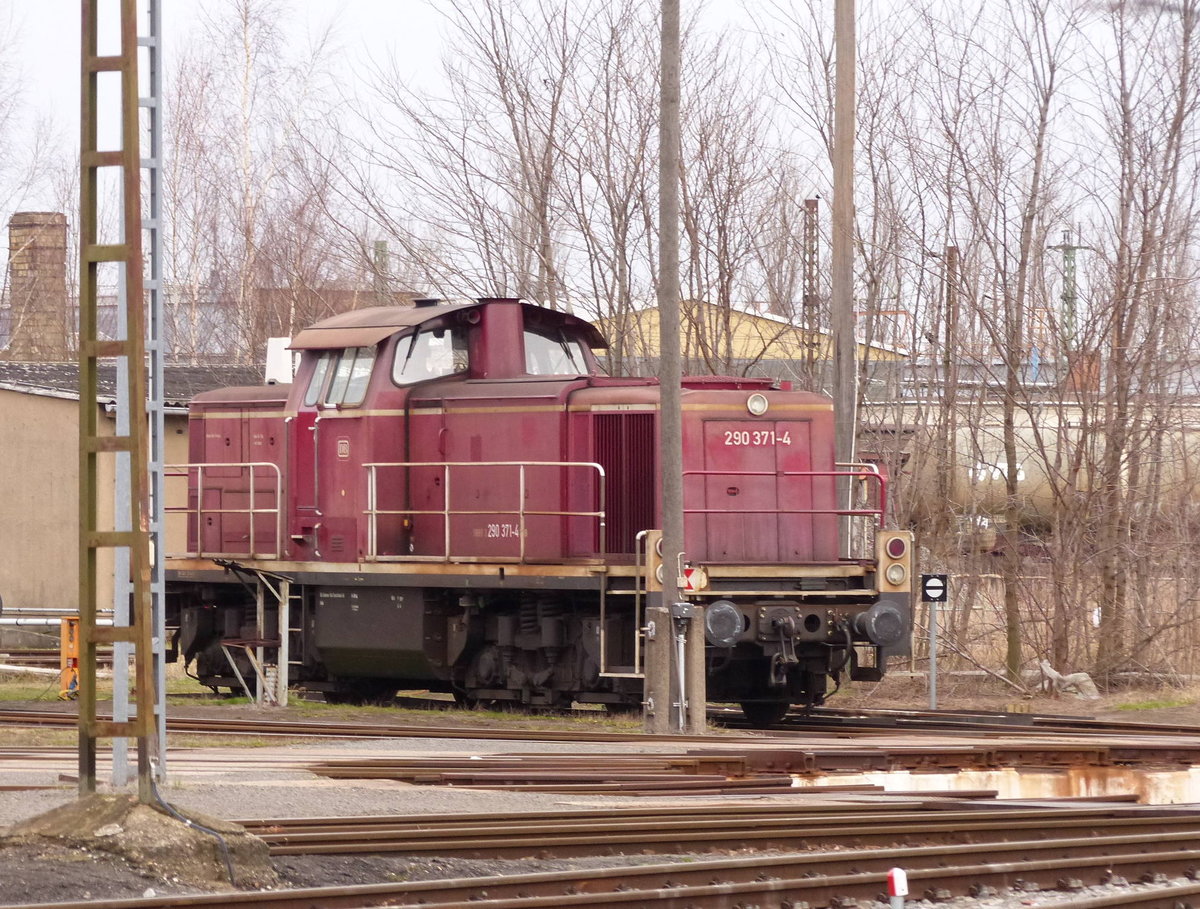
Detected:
left=885, top=537, right=907, bottom=559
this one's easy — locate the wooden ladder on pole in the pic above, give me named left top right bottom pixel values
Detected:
left=79, top=0, right=155, bottom=802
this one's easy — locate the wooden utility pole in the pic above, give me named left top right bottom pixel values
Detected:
left=831, top=0, right=858, bottom=539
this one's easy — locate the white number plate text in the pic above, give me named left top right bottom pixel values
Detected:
left=724, top=429, right=792, bottom=446
left=486, top=523, right=521, bottom=539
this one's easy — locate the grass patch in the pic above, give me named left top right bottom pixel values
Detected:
left=1113, top=698, right=1192, bottom=711
left=0, top=727, right=77, bottom=747
left=0, top=663, right=714, bottom=736
left=0, top=677, right=77, bottom=701
left=167, top=734, right=317, bottom=748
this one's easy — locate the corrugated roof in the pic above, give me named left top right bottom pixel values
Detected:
left=0, top=362, right=268, bottom=407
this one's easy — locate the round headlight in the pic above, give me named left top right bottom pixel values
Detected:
left=747, top=393, right=769, bottom=416
left=886, top=536, right=907, bottom=559
left=885, top=563, right=907, bottom=586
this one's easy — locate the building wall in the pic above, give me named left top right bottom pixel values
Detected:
left=600, top=304, right=908, bottom=365
left=0, top=390, right=189, bottom=611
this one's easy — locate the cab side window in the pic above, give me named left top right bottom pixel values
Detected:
left=393, top=327, right=467, bottom=385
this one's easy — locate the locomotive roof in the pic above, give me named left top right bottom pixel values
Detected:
left=289, top=300, right=608, bottom=350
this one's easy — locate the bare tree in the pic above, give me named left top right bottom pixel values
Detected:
left=162, top=0, right=352, bottom=363
left=1084, top=0, right=1200, bottom=679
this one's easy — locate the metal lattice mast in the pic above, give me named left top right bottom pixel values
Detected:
left=80, top=0, right=155, bottom=802
left=831, top=0, right=858, bottom=554
left=802, top=198, right=819, bottom=376
left=141, top=0, right=169, bottom=781
left=1049, top=229, right=1090, bottom=355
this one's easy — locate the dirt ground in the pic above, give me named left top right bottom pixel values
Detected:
left=857, top=671, right=1200, bottom=727
left=2, top=674, right=1199, bottom=906
left=0, top=839, right=677, bottom=905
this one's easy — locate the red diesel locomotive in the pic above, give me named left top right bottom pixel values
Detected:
left=164, top=297, right=914, bottom=724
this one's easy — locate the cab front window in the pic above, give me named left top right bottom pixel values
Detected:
left=524, top=327, right=590, bottom=376
left=304, top=352, right=333, bottom=406
left=304, top=347, right=375, bottom=407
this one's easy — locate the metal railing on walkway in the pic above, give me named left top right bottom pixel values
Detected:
left=364, top=461, right=606, bottom=563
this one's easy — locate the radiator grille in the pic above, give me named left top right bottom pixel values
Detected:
left=594, top=413, right=655, bottom=553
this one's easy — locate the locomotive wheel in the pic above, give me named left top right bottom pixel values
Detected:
left=739, top=700, right=790, bottom=727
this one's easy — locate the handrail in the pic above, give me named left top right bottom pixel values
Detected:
left=836, top=462, right=884, bottom=561
left=836, top=460, right=883, bottom=510
left=164, top=462, right=283, bottom=559
left=363, top=461, right=606, bottom=563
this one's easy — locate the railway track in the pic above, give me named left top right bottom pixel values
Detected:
left=7, top=706, right=1200, bottom=907
left=0, top=708, right=696, bottom=743
left=0, top=652, right=112, bottom=673
left=244, top=801, right=1200, bottom=858
left=14, top=818, right=1200, bottom=908
left=301, top=734, right=1200, bottom=781
left=1039, top=882, right=1200, bottom=907
left=8, top=697, right=1200, bottom=739
left=10, top=706, right=1200, bottom=787
left=744, top=703, right=1200, bottom=738
left=6, top=703, right=1200, bottom=750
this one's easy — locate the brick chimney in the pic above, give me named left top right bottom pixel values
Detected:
left=5, top=212, right=69, bottom=361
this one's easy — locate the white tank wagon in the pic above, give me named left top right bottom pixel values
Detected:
left=869, top=400, right=1200, bottom=531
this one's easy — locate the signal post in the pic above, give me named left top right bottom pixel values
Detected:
left=643, top=532, right=707, bottom=735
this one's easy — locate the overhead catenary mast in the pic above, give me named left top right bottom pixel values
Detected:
left=79, top=0, right=156, bottom=802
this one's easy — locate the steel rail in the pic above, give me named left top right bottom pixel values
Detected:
left=242, top=803, right=1099, bottom=843
left=255, top=808, right=1200, bottom=858
left=303, top=740, right=1200, bottom=777
left=236, top=801, right=1184, bottom=837
left=384, top=850, right=1200, bottom=909
left=1034, top=880, right=1200, bottom=907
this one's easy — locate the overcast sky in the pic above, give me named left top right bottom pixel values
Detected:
left=8, top=0, right=747, bottom=218
left=16, top=2, right=445, bottom=156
